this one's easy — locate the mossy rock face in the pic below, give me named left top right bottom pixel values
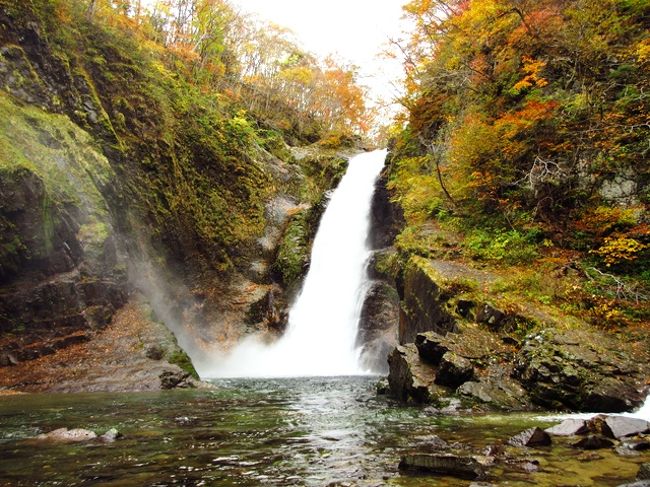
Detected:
left=0, top=92, right=125, bottom=336
left=167, top=349, right=199, bottom=381
left=400, top=256, right=458, bottom=344
left=271, top=208, right=314, bottom=290
left=0, top=93, right=117, bottom=282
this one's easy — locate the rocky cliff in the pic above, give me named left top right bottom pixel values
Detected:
left=0, top=0, right=353, bottom=392
left=369, top=151, right=649, bottom=413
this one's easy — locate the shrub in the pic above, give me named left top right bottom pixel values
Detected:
left=465, top=229, right=539, bottom=265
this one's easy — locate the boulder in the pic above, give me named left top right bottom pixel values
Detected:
left=514, top=329, right=649, bottom=412
left=457, top=371, right=531, bottom=411
left=507, top=427, right=551, bottom=447
left=572, top=435, right=615, bottom=450
left=545, top=419, right=589, bottom=436
left=159, top=370, right=194, bottom=390
left=435, top=351, right=474, bottom=388
left=0, top=352, right=19, bottom=367
left=586, top=415, right=615, bottom=438
left=36, top=428, right=97, bottom=442
left=476, top=304, right=507, bottom=330
left=376, top=378, right=389, bottom=395
left=415, top=332, right=449, bottom=365
left=398, top=453, right=485, bottom=480
left=455, top=299, right=476, bottom=319
left=605, top=416, right=650, bottom=439
left=387, top=345, right=443, bottom=403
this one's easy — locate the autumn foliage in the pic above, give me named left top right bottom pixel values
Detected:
left=388, top=0, right=649, bottom=277
left=83, top=0, right=371, bottom=140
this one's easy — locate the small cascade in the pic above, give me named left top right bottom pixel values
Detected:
left=623, top=394, right=650, bottom=421
left=204, top=150, right=387, bottom=378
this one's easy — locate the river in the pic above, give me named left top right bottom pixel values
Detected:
left=1, top=377, right=647, bottom=486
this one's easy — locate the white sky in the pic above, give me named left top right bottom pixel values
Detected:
left=228, top=0, right=408, bottom=121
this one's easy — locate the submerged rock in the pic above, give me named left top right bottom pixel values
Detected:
left=507, top=427, right=551, bottom=447
left=399, top=453, right=485, bottom=480
left=620, top=438, right=650, bottom=452
left=36, top=428, right=97, bottom=442
left=572, top=435, right=615, bottom=450
left=100, top=428, right=122, bottom=442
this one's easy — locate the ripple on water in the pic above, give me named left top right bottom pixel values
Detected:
left=0, top=377, right=647, bottom=486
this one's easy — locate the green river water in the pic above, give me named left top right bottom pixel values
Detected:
left=0, top=377, right=646, bottom=486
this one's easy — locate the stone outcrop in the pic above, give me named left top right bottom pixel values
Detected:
left=357, top=280, right=399, bottom=373
left=358, top=174, right=402, bottom=372
left=514, top=329, right=649, bottom=412
left=400, top=257, right=457, bottom=344
left=367, top=167, right=404, bottom=250
left=384, top=254, right=649, bottom=412
left=387, top=330, right=532, bottom=409
left=0, top=95, right=127, bottom=367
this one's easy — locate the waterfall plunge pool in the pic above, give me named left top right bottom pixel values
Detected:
left=1, top=377, right=648, bottom=486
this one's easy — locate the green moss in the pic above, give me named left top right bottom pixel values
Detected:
left=0, top=93, right=115, bottom=217
left=272, top=209, right=312, bottom=288
left=168, top=349, right=199, bottom=380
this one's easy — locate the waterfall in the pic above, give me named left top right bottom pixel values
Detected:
left=203, top=150, right=387, bottom=378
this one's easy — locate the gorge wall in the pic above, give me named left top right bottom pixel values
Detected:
left=0, top=0, right=352, bottom=391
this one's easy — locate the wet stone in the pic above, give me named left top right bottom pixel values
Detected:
left=399, top=453, right=485, bottom=480
left=616, top=445, right=642, bottom=457
left=605, top=416, right=650, bottom=439
left=572, top=435, right=615, bottom=450
left=36, top=428, right=97, bottom=442
left=545, top=418, right=589, bottom=436
left=586, top=415, right=615, bottom=438
left=507, top=427, right=551, bottom=448
left=100, top=428, right=122, bottom=442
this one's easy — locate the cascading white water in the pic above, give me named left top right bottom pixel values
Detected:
left=623, top=394, right=650, bottom=421
left=203, top=150, right=387, bottom=378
